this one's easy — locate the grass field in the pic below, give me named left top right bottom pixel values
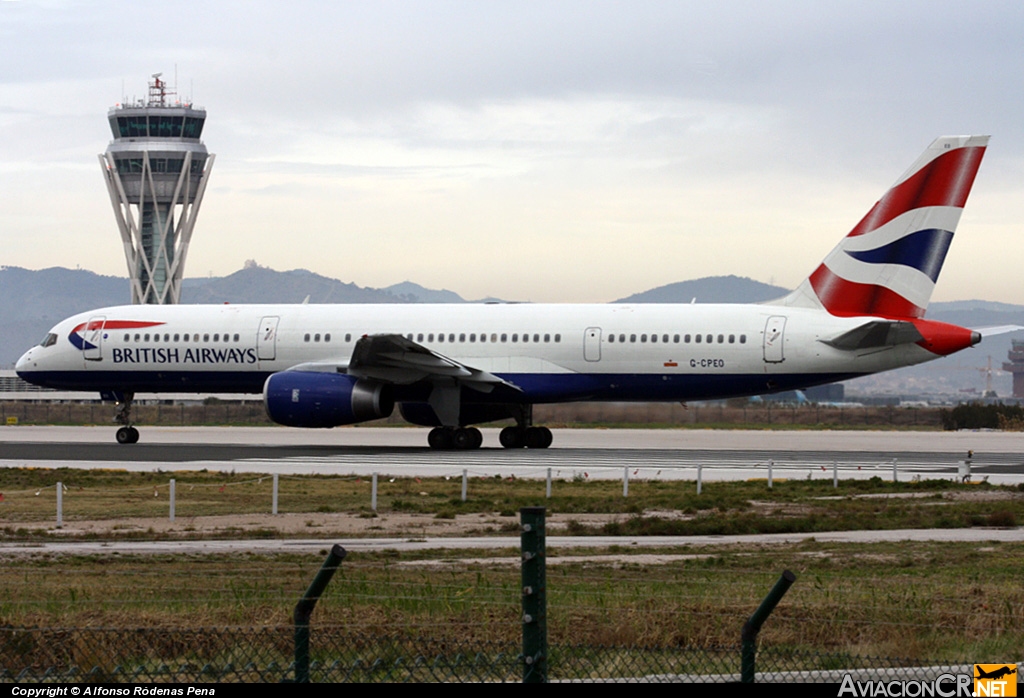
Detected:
left=1, top=541, right=1022, bottom=661
left=1, top=468, right=1021, bottom=662
left=0, top=467, right=1020, bottom=537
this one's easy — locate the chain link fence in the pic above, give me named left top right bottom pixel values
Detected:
left=2, top=626, right=988, bottom=683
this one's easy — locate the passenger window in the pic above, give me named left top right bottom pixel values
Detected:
left=234, top=334, right=240, bottom=342
left=608, top=334, right=615, bottom=343
left=630, top=334, right=636, bottom=343
left=523, top=334, right=529, bottom=343
left=428, top=333, right=434, bottom=342
left=685, top=334, right=690, bottom=343
left=555, top=334, right=561, bottom=342
left=651, top=334, right=657, bottom=343
left=533, top=334, right=540, bottom=342
left=213, top=334, right=219, bottom=342
left=124, top=334, right=130, bottom=342
left=619, top=334, right=625, bottom=342
left=449, top=334, right=455, bottom=342
left=174, top=334, right=180, bottom=342
left=696, top=335, right=702, bottom=343
left=544, top=334, right=550, bottom=342
left=460, top=333, right=466, bottom=342
left=512, top=334, right=518, bottom=343
left=438, top=334, right=445, bottom=343
left=663, top=334, right=669, bottom=343
left=145, top=334, right=150, bottom=341
left=324, top=334, right=330, bottom=342
left=314, top=334, right=321, bottom=342
left=718, top=334, right=724, bottom=343
left=345, top=334, right=352, bottom=342
left=706, top=334, right=713, bottom=343
left=673, top=334, right=680, bottom=343
left=501, top=334, right=507, bottom=342
left=641, top=334, right=647, bottom=343
left=304, top=334, right=310, bottom=342
left=417, top=333, right=424, bottom=341
left=729, top=334, right=735, bottom=344
left=740, top=334, right=747, bottom=344
left=469, top=334, right=475, bottom=342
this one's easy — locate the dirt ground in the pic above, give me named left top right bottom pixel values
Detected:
left=40, top=510, right=626, bottom=539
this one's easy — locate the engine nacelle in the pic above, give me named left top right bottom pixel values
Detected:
left=264, top=371, right=394, bottom=428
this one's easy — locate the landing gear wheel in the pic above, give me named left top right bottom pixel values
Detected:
left=525, top=426, right=552, bottom=449
left=453, top=427, right=483, bottom=450
left=500, top=426, right=527, bottom=449
left=428, top=427, right=454, bottom=450
left=113, top=392, right=138, bottom=444
left=116, top=426, right=139, bottom=445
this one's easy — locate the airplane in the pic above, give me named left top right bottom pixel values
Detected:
left=15, top=135, right=1010, bottom=449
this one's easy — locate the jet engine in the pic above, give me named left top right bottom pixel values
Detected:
left=263, top=371, right=394, bottom=428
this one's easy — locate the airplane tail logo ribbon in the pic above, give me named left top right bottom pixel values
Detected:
left=785, top=136, right=988, bottom=319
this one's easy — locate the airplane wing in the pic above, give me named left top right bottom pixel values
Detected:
left=820, top=320, right=924, bottom=351
left=345, top=334, right=520, bottom=394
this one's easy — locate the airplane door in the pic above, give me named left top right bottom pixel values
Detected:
left=763, top=316, right=786, bottom=363
left=584, top=327, right=602, bottom=362
left=257, top=316, right=280, bottom=361
left=83, top=316, right=105, bottom=362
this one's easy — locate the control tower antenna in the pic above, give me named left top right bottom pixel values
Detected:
left=99, top=72, right=215, bottom=304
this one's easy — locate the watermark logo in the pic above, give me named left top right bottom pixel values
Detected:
left=975, top=665, right=1017, bottom=697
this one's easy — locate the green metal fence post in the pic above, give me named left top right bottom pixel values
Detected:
left=741, top=569, right=796, bottom=683
left=291, top=544, right=347, bottom=683
left=521, top=506, right=547, bottom=683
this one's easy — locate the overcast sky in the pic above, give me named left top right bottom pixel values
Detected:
left=2, top=0, right=1022, bottom=303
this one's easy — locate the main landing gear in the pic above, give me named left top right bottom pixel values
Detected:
left=428, top=426, right=483, bottom=450
left=113, top=392, right=139, bottom=444
left=498, top=403, right=552, bottom=449
left=498, top=426, right=552, bottom=449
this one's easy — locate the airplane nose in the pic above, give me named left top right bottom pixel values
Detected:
left=15, top=349, right=34, bottom=376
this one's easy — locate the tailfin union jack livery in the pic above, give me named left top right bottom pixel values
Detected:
left=17, top=135, right=1019, bottom=448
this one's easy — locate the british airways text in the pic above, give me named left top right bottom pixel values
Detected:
left=112, top=347, right=258, bottom=364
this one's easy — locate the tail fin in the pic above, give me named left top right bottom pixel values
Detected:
left=778, top=135, right=988, bottom=319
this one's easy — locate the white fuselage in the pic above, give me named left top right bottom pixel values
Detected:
left=16, top=302, right=941, bottom=404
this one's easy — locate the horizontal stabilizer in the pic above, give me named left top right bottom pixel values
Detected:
left=821, top=321, right=923, bottom=350
left=973, top=325, right=1024, bottom=338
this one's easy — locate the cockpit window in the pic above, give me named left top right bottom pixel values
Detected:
left=39, top=333, right=58, bottom=348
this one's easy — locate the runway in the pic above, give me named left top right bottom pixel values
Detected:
left=2, top=426, right=1022, bottom=483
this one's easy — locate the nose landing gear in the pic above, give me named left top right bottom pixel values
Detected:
left=113, top=392, right=139, bottom=444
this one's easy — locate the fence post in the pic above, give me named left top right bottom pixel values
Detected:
left=622, top=466, right=629, bottom=497
left=546, top=468, right=552, bottom=499
left=832, top=461, right=838, bottom=488
left=292, top=544, right=348, bottom=683
left=892, top=458, right=898, bottom=483
left=521, top=507, right=547, bottom=683
left=741, top=569, right=797, bottom=683
left=371, top=472, right=378, bottom=512
left=697, top=463, right=703, bottom=495
left=272, top=473, right=279, bottom=515
left=56, top=481, right=63, bottom=529
left=462, top=469, right=468, bottom=502
left=169, top=479, right=175, bottom=522
left=768, top=460, right=774, bottom=489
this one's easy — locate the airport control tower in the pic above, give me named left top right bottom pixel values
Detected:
left=100, top=73, right=215, bottom=304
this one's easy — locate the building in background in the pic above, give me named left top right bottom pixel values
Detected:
left=1004, top=340, right=1024, bottom=398
left=99, top=73, right=214, bottom=304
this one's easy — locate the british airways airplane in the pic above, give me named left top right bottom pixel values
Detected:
left=15, top=136, right=1005, bottom=449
